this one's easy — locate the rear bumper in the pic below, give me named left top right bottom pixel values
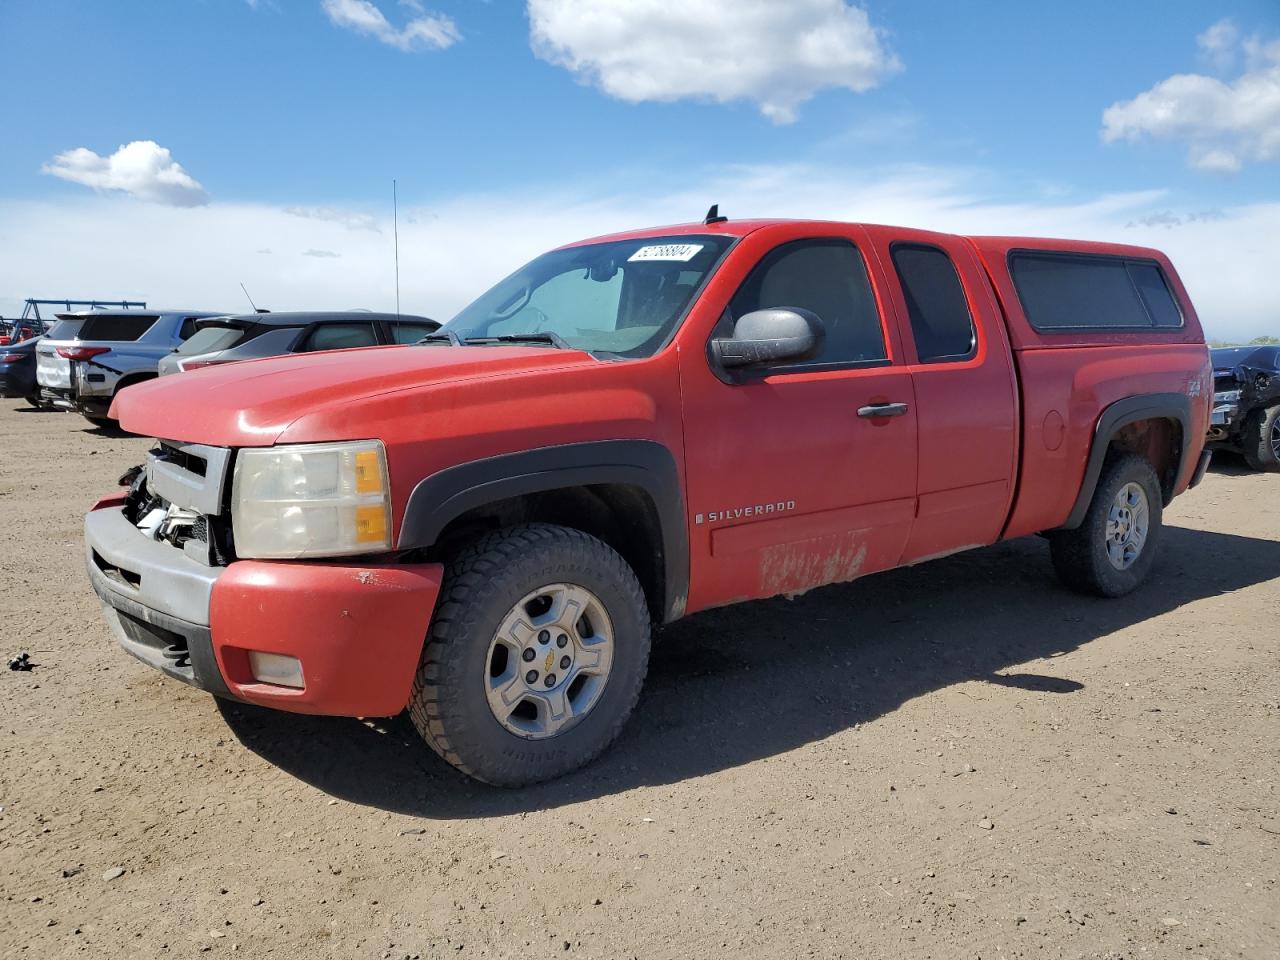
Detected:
left=0, top=369, right=35, bottom=398
left=85, top=499, right=444, bottom=716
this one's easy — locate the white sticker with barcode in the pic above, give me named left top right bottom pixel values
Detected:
left=628, top=243, right=704, bottom=263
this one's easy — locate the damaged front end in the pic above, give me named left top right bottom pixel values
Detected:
left=1207, top=360, right=1280, bottom=443
left=118, top=451, right=236, bottom=568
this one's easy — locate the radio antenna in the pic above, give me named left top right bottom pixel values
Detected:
left=392, top=179, right=401, bottom=320
left=239, top=282, right=259, bottom=313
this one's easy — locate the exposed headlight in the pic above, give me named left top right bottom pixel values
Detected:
left=231, top=441, right=391, bottom=559
left=1213, top=389, right=1242, bottom=404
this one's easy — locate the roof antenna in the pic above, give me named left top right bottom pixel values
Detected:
left=239, top=282, right=261, bottom=313
left=704, top=203, right=728, bottom=225
left=393, top=179, right=401, bottom=320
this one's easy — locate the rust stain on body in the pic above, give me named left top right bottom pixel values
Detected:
left=759, top=531, right=868, bottom=599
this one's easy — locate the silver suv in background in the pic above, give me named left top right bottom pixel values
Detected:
left=36, top=309, right=225, bottom=425
left=157, top=311, right=439, bottom=375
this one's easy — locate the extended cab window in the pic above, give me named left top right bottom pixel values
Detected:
left=727, top=239, right=885, bottom=369
left=444, top=234, right=734, bottom=358
left=891, top=244, right=975, bottom=362
left=1010, top=252, right=1184, bottom=331
left=301, top=323, right=378, bottom=352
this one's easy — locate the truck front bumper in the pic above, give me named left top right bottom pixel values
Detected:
left=85, top=498, right=444, bottom=717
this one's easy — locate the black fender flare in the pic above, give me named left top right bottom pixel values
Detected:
left=398, top=440, right=688, bottom=622
left=1060, top=392, right=1192, bottom=530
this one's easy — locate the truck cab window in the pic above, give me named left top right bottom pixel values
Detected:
left=891, top=244, right=976, bottom=362
left=728, top=239, right=886, bottom=369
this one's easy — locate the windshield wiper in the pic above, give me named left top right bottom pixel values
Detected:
left=417, top=330, right=463, bottom=346
left=463, top=332, right=571, bottom=350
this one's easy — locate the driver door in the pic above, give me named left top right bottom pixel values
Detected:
left=679, top=228, right=919, bottom=611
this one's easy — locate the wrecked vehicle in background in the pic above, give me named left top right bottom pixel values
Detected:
left=1208, top=344, right=1280, bottom=471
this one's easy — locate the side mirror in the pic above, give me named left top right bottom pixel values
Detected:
left=710, top=308, right=824, bottom=369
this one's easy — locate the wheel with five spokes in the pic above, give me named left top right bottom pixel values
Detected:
left=409, top=524, right=651, bottom=786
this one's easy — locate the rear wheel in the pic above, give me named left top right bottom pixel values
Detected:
left=1241, top=403, right=1280, bottom=471
left=1049, top=454, right=1163, bottom=597
left=408, top=524, right=651, bottom=786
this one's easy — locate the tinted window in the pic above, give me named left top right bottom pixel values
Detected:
left=891, top=244, right=975, bottom=362
left=388, top=321, right=440, bottom=344
left=1010, top=253, right=1184, bottom=331
left=301, top=323, right=378, bottom=352
left=728, top=239, right=885, bottom=367
left=178, top=325, right=246, bottom=355
left=178, top=317, right=201, bottom=340
left=77, top=315, right=158, bottom=341
left=1126, top=263, right=1182, bottom=328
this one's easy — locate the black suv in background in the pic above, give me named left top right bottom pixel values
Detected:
left=158, top=311, right=439, bottom=376
left=1209, top=344, right=1280, bottom=471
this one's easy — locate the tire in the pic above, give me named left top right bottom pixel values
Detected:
left=1049, top=453, right=1163, bottom=598
left=24, top=395, right=44, bottom=409
left=1241, top=403, right=1280, bottom=472
left=408, top=523, right=651, bottom=787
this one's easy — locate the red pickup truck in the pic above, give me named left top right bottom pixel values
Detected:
left=85, top=216, right=1211, bottom=786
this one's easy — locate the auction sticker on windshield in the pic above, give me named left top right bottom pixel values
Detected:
left=628, top=243, right=704, bottom=262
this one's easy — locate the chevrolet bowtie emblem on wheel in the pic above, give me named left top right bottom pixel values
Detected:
left=544, top=651, right=555, bottom=673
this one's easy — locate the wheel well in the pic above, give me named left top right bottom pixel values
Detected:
left=1106, top=417, right=1182, bottom=503
left=430, top=484, right=667, bottom=621
left=114, top=372, right=157, bottom=394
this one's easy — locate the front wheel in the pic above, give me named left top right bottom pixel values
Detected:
left=408, top=524, right=651, bottom=786
left=1049, top=454, right=1163, bottom=597
left=1241, top=403, right=1280, bottom=471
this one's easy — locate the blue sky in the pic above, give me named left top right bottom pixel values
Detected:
left=1, top=0, right=1277, bottom=337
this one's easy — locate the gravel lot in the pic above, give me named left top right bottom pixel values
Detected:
left=1, top=398, right=1277, bottom=959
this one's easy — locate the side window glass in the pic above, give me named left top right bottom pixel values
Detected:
left=178, top=317, right=201, bottom=341
left=388, top=322, right=439, bottom=344
left=891, top=244, right=976, bottom=362
left=728, top=239, right=885, bottom=368
left=301, top=323, right=378, bottom=352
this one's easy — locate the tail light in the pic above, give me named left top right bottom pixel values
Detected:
left=57, top=346, right=111, bottom=361
left=2, top=353, right=22, bottom=363
left=178, top=358, right=231, bottom=372
left=0, top=337, right=10, bottom=346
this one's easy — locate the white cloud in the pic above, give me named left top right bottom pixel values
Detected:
left=1101, top=25, right=1280, bottom=172
left=41, top=140, right=209, bottom=207
left=321, top=0, right=459, bottom=51
left=527, top=0, right=899, bottom=123
left=1197, top=18, right=1240, bottom=72
left=1, top=165, right=1276, bottom=341
left=285, top=206, right=381, bottom=231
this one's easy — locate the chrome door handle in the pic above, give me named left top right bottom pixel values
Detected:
left=857, top=402, right=910, bottom=418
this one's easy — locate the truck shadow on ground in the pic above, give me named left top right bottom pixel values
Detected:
left=218, top=524, right=1280, bottom=817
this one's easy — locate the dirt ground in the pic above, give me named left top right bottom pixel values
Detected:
left=0, top=399, right=1277, bottom=960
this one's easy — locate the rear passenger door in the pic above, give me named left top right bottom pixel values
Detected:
left=864, top=227, right=1019, bottom=562
left=298, top=322, right=379, bottom=352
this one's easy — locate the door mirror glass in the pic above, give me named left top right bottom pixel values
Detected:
left=710, top=308, right=825, bottom=369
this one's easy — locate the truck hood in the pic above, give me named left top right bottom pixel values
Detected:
left=113, top=344, right=597, bottom=446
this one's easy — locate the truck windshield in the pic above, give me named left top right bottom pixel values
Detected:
left=442, top=235, right=734, bottom=358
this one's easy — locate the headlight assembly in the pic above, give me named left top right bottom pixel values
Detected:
left=231, top=441, right=391, bottom=559
left=1213, top=389, right=1242, bottom=404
